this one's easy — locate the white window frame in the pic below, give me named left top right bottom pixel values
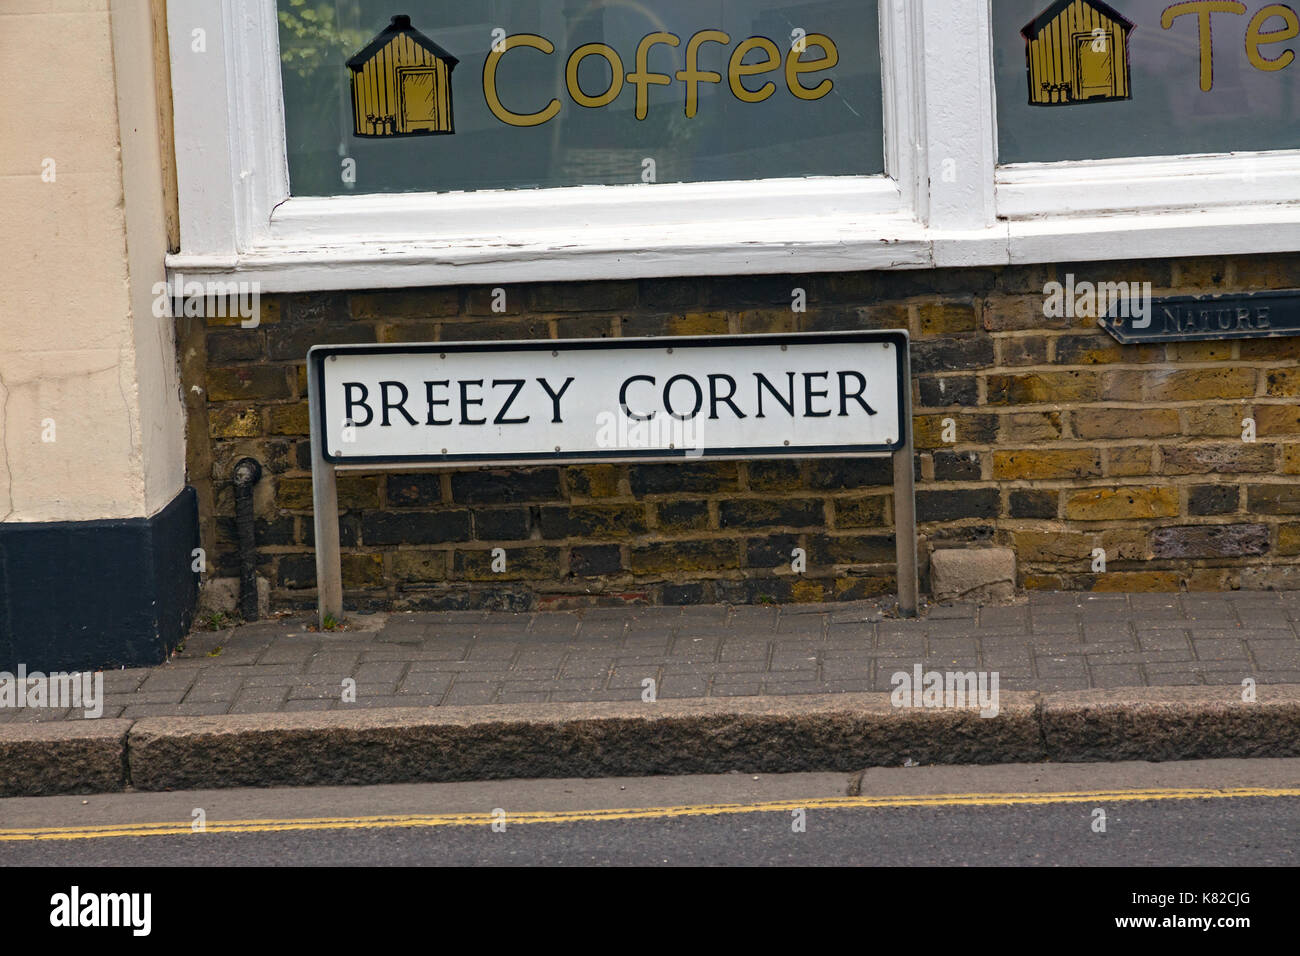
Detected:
left=166, top=0, right=1300, bottom=292
left=980, top=0, right=1300, bottom=265
left=167, top=0, right=930, bottom=290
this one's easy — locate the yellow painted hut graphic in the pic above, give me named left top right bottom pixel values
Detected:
left=347, top=15, right=458, bottom=137
left=1022, top=0, right=1134, bottom=106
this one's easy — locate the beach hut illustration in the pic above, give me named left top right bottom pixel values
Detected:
left=347, top=14, right=458, bottom=137
left=1022, top=0, right=1133, bottom=106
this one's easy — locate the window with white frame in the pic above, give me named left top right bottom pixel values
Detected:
left=166, top=0, right=1300, bottom=291
left=997, top=0, right=1300, bottom=163
left=993, top=0, right=1300, bottom=221
left=278, top=0, right=885, bottom=194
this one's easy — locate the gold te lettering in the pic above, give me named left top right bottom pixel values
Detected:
left=1246, top=4, right=1299, bottom=71
left=1160, top=1, right=1248, bottom=91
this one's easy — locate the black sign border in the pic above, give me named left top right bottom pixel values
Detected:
left=310, top=330, right=910, bottom=466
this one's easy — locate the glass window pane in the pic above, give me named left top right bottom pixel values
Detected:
left=277, top=0, right=883, bottom=195
left=994, top=0, right=1300, bottom=164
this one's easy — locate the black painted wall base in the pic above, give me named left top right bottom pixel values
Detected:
left=0, top=487, right=199, bottom=672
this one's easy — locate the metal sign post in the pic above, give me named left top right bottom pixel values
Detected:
left=892, top=341, right=918, bottom=617
left=307, top=331, right=918, bottom=628
left=306, top=358, right=344, bottom=624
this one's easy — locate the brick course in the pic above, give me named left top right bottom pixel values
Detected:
left=184, top=254, right=1300, bottom=609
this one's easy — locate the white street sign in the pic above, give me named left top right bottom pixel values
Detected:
left=306, top=329, right=917, bottom=626
left=311, top=331, right=907, bottom=465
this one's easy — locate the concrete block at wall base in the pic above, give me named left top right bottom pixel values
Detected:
left=930, top=547, right=1017, bottom=603
left=198, top=576, right=270, bottom=620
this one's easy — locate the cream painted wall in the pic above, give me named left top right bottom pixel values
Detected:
left=0, top=0, right=185, bottom=523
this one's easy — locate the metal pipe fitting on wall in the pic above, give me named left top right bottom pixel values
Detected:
left=232, top=457, right=263, bottom=622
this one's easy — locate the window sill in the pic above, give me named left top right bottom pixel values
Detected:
left=167, top=201, right=1300, bottom=292
left=996, top=150, right=1300, bottom=220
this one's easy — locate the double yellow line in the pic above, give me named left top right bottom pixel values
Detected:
left=2, top=786, right=1297, bottom=842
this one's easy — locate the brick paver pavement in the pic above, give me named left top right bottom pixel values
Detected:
left=4, top=591, right=1300, bottom=721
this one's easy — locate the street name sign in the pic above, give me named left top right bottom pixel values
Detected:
left=306, top=331, right=917, bottom=623
left=313, top=332, right=907, bottom=464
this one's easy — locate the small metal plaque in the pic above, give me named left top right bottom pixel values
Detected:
left=1104, top=290, right=1300, bottom=344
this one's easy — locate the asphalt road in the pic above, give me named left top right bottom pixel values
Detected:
left=2, top=759, right=1299, bottom=866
